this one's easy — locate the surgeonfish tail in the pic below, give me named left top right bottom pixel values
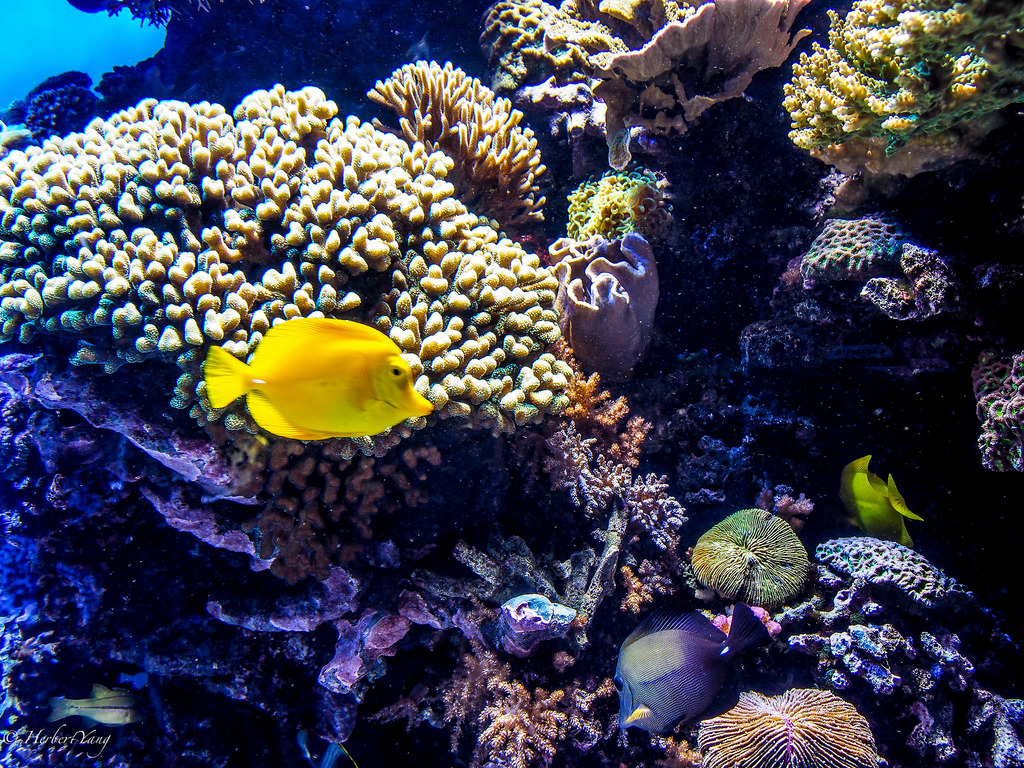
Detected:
left=721, top=603, right=772, bottom=657
left=203, top=346, right=252, bottom=409
left=47, top=698, right=70, bottom=722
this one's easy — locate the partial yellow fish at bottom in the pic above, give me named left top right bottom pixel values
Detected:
left=203, top=318, right=433, bottom=440
left=839, top=455, right=923, bottom=547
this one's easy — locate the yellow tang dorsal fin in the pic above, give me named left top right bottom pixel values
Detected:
left=90, top=684, right=113, bottom=699
left=246, top=390, right=338, bottom=441
left=887, top=474, right=924, bottom=520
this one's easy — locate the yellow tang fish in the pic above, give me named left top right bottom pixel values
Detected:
left=203, top=318, right=433, bottom=440
left=839, top=455, right=923, bottom=547
left=48, top=684, right=142, bottom=726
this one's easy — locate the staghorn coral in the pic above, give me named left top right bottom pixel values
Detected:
left=816, top=537, right=973, bottom=610
left=972, top=349, right=1024, bottom=472
left=697, top=689, right=879, bottom=768
left=691, top=508, right=809, bottom=608
left=566, top=168, right=670, bottom=242
left=784, top=0, right=1024, bottom=176
left=0, top=84, right=570, bottom=459
left=551, top=233, right=659, bottom=379
left=367, top=61, right=547, bottom=229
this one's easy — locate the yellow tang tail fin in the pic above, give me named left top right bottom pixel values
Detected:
left=203, top=346, right=252, bottom=409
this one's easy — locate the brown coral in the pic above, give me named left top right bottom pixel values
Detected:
left=475, top=680, right=567, bottom=768
left=368, top=60, right=547, bottom=228
left=697, top=689, right=879, bottom=768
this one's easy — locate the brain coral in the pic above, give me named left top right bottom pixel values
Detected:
left=784, top=0, right=1024, bottom=176
left=816, top=537, right=972, bottom=609
left=691, top=508, right=809, bottom=608
left=0, top=83, right=569, bottom=456
left=972, top=349, right=1024, bottom=472
left=800, top=216, right=904, bottom=283
left=697, top=689, right=879, bottom=768
left=367, top=61, right=547, bottom=229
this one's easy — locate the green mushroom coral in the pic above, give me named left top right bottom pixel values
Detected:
left=690, top=508, right=809, bottom=608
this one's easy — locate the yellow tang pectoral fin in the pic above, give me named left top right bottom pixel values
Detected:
left=246, top=390, right=337, bottom=441
left=887, top=474, right=923, bottom=520
left=623, top=705, right=653, bottom=725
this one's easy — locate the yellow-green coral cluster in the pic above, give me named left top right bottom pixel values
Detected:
left=0, top=83, right=570, bottom=455
left=566, top=168, right=669, bottom=242
left=367, top=61, right=547, bottom=229
left=784, top=0, right=1024, bottom=175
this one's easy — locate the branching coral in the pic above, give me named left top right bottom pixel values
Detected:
left=367, top=61, right=547, bottom=228
left=784, top=0, right=1024, bottom=176
left=475, top=679, right=567, bottom=768
left=0, top=82, right=570, bottom=459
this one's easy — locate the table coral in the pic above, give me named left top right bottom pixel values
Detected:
left=690, top=508, right=809, bottom=608
left=784, top=0, right=1024, bottom=176
left=367, top=61, right=547, bottom=229
left=480, top=0, right=811, bottom=168
left=815, top=537, right=973, bottom=610
left=0, top=82, right=570, bottom=459
left=697, top=689, right=879, bottom=768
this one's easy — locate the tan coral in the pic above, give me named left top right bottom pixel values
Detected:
left=368, top=61, right=547, bottom=228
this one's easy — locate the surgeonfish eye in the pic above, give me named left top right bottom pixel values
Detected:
left=613, top=675, right=623, bottom=691
left=390, top=366, right=403, bottom=378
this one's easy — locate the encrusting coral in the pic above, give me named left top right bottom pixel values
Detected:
left=367, top=60, right=547, bottom=229
left=972, top=349, right=1024, bottom=472
left=0, top=79, right=571, bottom=459
left=697, top=688, right=879, bottom=768
left=784, top=0, right=1024, bottom=176
left=690, top=508, right=809, bottom=608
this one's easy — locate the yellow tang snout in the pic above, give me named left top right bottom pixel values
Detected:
left=375, top=354, right=434, bottom=418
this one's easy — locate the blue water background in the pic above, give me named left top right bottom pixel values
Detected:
left=0, top=0, right=164, bottom=112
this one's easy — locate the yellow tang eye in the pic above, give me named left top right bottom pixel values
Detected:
left=390, top=366, right=403, bottom=378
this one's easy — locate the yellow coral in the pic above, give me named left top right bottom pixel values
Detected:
left=368, top=61, right=547, bottom=229
left=566, top=168, right=669, bottom=242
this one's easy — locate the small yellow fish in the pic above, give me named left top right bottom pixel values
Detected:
left=48, top=684, right=142, bottom=726
left=839, top=455, right=923, bottom=546
left=203, top=318, right=433, bottom=440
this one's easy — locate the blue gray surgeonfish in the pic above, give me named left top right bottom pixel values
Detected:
left=614, top=602, right=772, bottom=733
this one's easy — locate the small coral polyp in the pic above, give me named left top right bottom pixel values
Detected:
left=0, top=83, right=569, bottom=456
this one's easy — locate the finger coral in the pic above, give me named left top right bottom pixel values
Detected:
left=691, top=508, right=809, bottom=608
left=367, top=60, right=547, bottom=229
left=784, top=0, right=1024, bottom=176
left=697, top=689, right=879, bottom=768
left=0, top=83, right=570, bottom=458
